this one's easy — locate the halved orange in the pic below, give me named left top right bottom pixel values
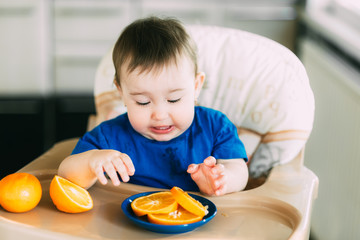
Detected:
left=49, top=175, right=93, bottom=213
left=170, top=186, right=208, bottom=217
left=148, top=206, right=202, bottom=225
left=131, top=192, right=178, bottom=217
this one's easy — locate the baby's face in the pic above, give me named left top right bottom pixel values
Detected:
left=119, top=55, right=204, bottom=141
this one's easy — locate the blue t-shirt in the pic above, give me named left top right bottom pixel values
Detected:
left=72, top=106, right=247, bottom=191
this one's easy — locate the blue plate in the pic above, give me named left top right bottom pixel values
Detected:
left=121, top=191, right=217, bottom=234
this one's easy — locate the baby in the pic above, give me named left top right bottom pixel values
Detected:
left=58, top=16, right=248, bottom=196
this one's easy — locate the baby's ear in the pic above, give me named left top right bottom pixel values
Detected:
left=113, top=77, right=123, bottom=95
left=113, top=77, right=120, bottom=90
left=195, top=72, right=205, bottom=98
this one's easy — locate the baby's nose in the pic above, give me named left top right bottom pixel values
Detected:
left=151, top=104, right=169, bottom=120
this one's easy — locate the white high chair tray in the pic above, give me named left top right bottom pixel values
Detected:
left=0, top=139, right=318, bottom=240
left=0, top=171, right=298, bottom=240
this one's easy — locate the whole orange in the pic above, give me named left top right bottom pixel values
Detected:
left=0, top=172, right=42, bottom=213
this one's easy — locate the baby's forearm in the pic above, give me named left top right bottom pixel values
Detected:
left=58, top=150, right=98, bottom=189
left=218, top=159, right=248, bottom=193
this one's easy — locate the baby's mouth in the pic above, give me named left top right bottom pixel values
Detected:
left=150, top=125, right=174, bottom=134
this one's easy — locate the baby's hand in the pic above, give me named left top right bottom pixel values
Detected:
left=187, top=156, right=227, bottom=196
left=87, top=150, right=135, bottom=186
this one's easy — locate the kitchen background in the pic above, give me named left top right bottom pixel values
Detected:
left=0, top=0, right=359, bottom=239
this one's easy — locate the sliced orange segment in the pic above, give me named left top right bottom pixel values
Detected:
left=131, top=192, right=178, bottom=217
left=148, top=206, right=202, bottom=225
left=170, top=186, right=207, bottom=217
left=49, top=175, right=93, bottom=213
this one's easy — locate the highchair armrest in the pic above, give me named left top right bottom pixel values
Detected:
left=249, top=149, right=319, bottom=240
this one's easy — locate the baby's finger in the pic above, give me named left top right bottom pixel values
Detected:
left=187, top=164, right=199, bottom=173
left=103, top=161, right=121, bottom=186
left=94, top=165, right=108, bottom=185
left=113, top=158, right=130, bottom=182
left=204, top=156, right=216, bottom=167
left=120, top=153, right=135, bottom=176
left=211, top=163, right=225, bottom=175
left=213, top=175, right=227, bottom=196
left=214, top=173, right=226, bottom=187
left=215, top=186, right=226, bottom=196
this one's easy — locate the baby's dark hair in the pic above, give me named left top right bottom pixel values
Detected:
left=112, top=16, right=198, bottom=86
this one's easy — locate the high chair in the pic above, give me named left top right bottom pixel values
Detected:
left=0, top=26, right=318, bottom=240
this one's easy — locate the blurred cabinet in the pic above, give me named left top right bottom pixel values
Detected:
left=54, top=95, right=95, bottom=142
left=0, top=98, right=45, bottom=178
left=0, top=95, right=95, bottom=179
left=1, top=0, right=298, bottom=95
left=140, top=0, right=221, bottom=25
left=52, top=0, right=299, bottom=94
left=223, top=4, right=297, bottom=51
left=0, top=0, right=51, bottom=95
left=53, top=0, right=135, bottom=93
left=140, top=0, right=297, bottom=50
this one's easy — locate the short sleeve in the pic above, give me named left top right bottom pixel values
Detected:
left=71, top=126, right=110, bottom=155
left=212, top=115, right=248, bottom=162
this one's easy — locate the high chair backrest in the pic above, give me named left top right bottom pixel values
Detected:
left=93, top=25, right=315, bottom=178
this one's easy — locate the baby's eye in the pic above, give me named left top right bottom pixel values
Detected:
left=136, top=101, right=150, bottom=106
left=168, top=98, right=181, bottom=103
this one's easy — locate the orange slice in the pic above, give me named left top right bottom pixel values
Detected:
left=170, top=186, right=207, bottom=217
left=131, top=192, right=178, bottom=217
left=148, top=206, right=202, bottom=225
left=49, top=175, right=93, bottom=213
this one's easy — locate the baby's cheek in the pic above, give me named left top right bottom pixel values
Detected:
left=173, top=107, right=194, bottom=131
left=128, top=111, right=148, bottom=133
